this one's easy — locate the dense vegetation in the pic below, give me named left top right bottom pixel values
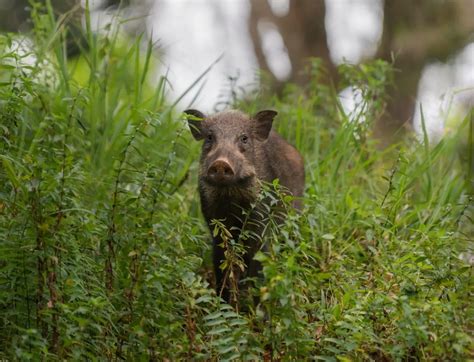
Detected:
left=0, top=5, right=472, bottom=360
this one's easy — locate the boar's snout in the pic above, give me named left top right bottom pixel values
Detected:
left=207, top=159, right=235, bottom=185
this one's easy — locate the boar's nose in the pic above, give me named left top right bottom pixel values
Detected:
left=208, top=159, right=235, bottom=183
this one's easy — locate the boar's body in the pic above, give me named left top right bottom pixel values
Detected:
left=186, top=109, right=304, bottom=303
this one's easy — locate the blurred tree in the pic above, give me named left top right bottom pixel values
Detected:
left=1, top=0, right=472, bottom=132
left=0, top=0, right=84, bottom=56
left=0, top=0, right=153, bottom=55
left=248, top=0, right=473, bottom=135
left=249, top=0, right=335, bottom=85
left=0, top=0, right=29, bottom=32
left=377, top=0, right=474, bottom=132
left=0, top=0, right=80, bottom=31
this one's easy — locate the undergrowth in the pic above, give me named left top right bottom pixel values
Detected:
left=0, top=3, right=472, bottom=360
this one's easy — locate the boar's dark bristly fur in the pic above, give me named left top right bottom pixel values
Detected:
left=185, top=109, right=305, bottom=304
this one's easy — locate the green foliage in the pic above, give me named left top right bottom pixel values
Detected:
left=0, top=4, right=472, bottom=360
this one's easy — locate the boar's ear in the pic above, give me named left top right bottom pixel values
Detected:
left=184, top=109, right=206, bottom=140
left=254, top=110, right=277, bottom=141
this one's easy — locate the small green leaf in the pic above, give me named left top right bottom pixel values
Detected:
left=0, top=155, right=23, bottom=191
left=322, top=233, right=335, bottom=240
left=0, top=63, right=15, bottom=70
left=207, top=326, right=231, bottom=335
left=203, top=311, right=222, bottom=321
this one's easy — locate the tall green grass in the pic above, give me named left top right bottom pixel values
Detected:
left=0, top=3, right=472, bottom=360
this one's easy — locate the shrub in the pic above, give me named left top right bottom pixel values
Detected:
left=0, top=3, right=472, bottom=360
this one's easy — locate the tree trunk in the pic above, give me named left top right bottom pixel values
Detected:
left=377, top=0, right=474, bottom=137
left=249, top=0, right=335, bottom=86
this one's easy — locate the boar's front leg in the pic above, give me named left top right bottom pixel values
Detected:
left=212, top=236, right=230, bottom=303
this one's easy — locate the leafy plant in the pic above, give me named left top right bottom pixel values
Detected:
left=0, top=3, right=472, bottom=360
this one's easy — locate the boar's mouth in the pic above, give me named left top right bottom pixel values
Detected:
left=203, top=174, right=255, bottom=188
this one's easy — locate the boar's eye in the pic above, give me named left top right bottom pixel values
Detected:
left=240, top=135, right=249, bottom=144
left=206, top=133, right=214, bottom=143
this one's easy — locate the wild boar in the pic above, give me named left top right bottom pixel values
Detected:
left=185, top=109, right=304, bottom=304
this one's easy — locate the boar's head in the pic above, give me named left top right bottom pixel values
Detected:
left=185, top=109, right=277, bottom=188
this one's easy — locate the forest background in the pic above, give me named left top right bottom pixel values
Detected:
left=0, top=0, right=473, bottom=359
